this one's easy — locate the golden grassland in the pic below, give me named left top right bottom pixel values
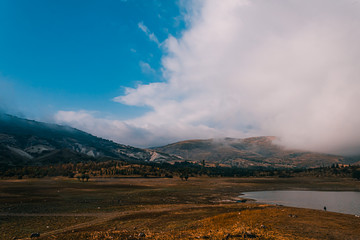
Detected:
left=1, top=176, right=360, bottom=240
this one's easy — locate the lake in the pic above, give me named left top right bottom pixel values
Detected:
left=241, top=190, right=360, bottom=215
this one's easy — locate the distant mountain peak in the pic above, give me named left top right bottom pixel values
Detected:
left=153, top=137, right=345, bottom=168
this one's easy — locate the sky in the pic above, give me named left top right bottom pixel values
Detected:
left=1, top=0, right=360, bottom=155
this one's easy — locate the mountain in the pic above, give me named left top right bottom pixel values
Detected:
left=0, top=113, right=177, bottom=167
left=1, top=113, right=356, bottom=169
left=153, top=137, right=348, bottom=168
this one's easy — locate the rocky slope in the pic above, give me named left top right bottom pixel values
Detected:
left=0, top=114, right=177, bottom=167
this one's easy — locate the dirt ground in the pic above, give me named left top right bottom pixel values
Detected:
left=1, top=176, right=360, bottom=240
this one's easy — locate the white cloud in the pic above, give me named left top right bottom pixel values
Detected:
left=138, top=22, right=160, bottom=46
left=54, top=111, right=154, bottom=147
left=56, top=0, right=360, bottom=154
left=139, top=61, right=156, bottom=75
left=54, top=110, right=226, bottom=147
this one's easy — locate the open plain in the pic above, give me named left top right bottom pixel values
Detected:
left=1, top=177, right=360, bottom=240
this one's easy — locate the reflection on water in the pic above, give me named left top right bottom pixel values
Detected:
left=241, top=190, right=360, bottom=215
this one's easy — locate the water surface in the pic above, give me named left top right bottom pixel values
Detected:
left=241, top=190, right=360, bottom=215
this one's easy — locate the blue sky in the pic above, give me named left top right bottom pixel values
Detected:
left=0, top=0, right=185, bottom=119
left=1, top=0, right=360, bottom=154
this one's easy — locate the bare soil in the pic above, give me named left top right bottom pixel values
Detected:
left=1, top=176, right=360, bottom=239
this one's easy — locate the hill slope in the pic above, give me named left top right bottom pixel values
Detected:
left=0, top=114, right=177, bottom=167
left=1, top=114, right=356, bottom=169
left=153, top=137, right=347, bottom=168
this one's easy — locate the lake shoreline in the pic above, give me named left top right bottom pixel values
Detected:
left=1, top=176, right=360, bottom=239
left=240, top=190, right=360, bottom=215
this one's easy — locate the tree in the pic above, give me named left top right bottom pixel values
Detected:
left=352, top=169, right=360, bottom=180
left=184, top=174, right=189, bottom=181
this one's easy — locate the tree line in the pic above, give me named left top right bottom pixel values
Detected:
left=1, top=159, right=360, bottom=180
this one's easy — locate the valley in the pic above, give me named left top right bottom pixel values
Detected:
left=1, top=177, right=360, bottom=240
left=1, top=114, right=360, bottom=240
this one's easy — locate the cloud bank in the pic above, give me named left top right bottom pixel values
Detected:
left=56, top=0, right=360, bottom=155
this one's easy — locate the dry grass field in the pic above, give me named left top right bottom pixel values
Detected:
left=1, top=177, right=360, bottom=240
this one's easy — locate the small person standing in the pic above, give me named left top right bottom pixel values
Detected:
left=324, top=206, right=327, bottom=211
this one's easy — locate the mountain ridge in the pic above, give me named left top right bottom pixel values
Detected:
left=153, top=136, right=349, bottom=168
left=1, top=113, right=358, bottom=169
left=0, top=113, right=178, bottom=167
